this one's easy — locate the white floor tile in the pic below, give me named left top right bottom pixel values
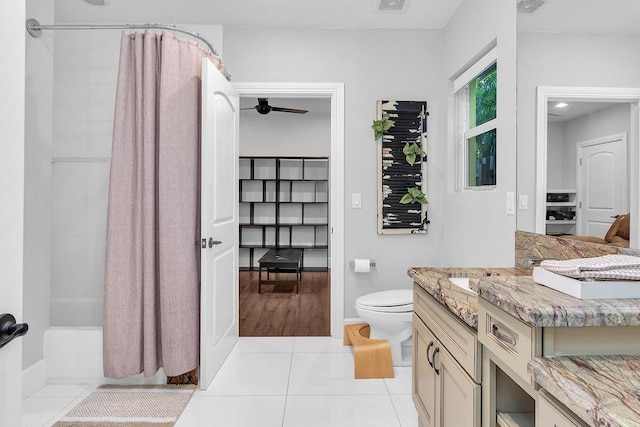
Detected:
left=384, top=366, right=413, bottom=395
left=201, top=352, right=292, bottom=396
left=288, top=353, right=388, bottom=395
left=176, top=395, right=286, bottom=427
left=391, top=394, right=419, bottom=427
left=232, top=336, right=295, bottom=353
left=23, top=337, right=420, bottom=427
left=283, top=395, right=401, bottom=427
left=293, top=336, right=353, bottom=353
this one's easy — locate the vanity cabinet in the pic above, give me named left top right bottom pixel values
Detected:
left=413, top=285, right=481, bottom=427
left=478, top=286, right=640, bottom=427
left=536, top=391, right=587, bottom=427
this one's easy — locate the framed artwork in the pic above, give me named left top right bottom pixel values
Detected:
left=376, top=100, right=429, bottom=235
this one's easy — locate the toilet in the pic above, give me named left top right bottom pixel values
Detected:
left=355, top=289, right=413, bottom=367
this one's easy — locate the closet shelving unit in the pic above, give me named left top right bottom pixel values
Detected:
left=239, top=156, right=329, bottom=271
left=545, top=189, right=577, bottom=236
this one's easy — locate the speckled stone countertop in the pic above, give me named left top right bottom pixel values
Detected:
left=477, top=275, right=640, bottom=328
left=529, top=356, right=640, bottom=427
left=407, top=267, right=522, bottom=329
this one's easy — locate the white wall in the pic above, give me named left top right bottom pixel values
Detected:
left=517, top=32, right=640, bottom=232
left=23, top=0, right=54, bottom=369
left=547, top=122, right=564, bottom=189
left=224, top=28, right=445, bottom=318
left=239, top=111, right=330, bottom=157
left=440, top=0, right=518, bottom=266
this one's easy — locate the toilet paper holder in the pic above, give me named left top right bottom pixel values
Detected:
left=349, top=260, right=376, bottom=267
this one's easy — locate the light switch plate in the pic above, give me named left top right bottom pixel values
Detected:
left=506, top=192, right=515, bottom=215
left=352, top=193, right=362, bottom=209
left=518, top=195, right=528, bottom=210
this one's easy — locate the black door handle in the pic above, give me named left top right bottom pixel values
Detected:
left=0, top=314, right=28, bottom=350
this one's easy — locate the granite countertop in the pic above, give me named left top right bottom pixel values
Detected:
left=477, top=275, right=640, bottom=328
left=528, top=356, right=640, bottom=427
left=407, top=267, right=520, bottom=329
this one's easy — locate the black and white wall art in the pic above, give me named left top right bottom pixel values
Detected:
left=376, top=100, right=429, bottom=235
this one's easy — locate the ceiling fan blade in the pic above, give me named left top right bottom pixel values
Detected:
left=240, top=107, right=257, bottom=110
left=270, top=106, right=309, bottom=114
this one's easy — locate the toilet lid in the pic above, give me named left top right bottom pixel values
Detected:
left=355, top=290, right=413, bottom=310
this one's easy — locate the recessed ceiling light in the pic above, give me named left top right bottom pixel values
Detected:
left=517, top=0, right=545, bottom=13
left=555, top=102, right=569, bottom=108
left=83, top=0, right=106, bottom=5
left=377, top=0, right=407, bottom=11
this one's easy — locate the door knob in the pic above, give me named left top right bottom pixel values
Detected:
left=0, top=314, right=28, bottom=350
left=208, top=238, right=222, bottom=248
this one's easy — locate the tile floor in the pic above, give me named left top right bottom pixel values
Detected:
left=22, top=337, right=418, bottom=427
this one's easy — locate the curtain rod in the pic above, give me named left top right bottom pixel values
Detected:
left=26, top=18, right=220, bottom=57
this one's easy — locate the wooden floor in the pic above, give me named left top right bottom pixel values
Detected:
left=239, top=270, right=330, bottom=337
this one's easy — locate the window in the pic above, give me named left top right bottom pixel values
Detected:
left=454, top=48, right=497, bottom=189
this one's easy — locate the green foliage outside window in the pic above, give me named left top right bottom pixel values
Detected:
left=468, top=63, right=497, bottom=186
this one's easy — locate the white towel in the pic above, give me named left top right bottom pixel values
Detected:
left=540, top=254, right=640, bottom=281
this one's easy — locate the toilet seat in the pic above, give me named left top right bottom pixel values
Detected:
left=355, top=290, right=413, bottom=313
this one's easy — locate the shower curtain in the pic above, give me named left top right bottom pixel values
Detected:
left=103, top=30, right=226, bottom=379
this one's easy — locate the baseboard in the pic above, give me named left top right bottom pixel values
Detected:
left=22, top=359, right=47, bottom=399
left=344, top=317, right=364, bottom=325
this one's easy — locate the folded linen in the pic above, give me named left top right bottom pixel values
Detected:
left=540, top=254, right=640, bottom=281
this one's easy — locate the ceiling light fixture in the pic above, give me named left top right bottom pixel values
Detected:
left=555, top=102, right=569, bottom=108
left=377, top=0, right=406, bottom=11
left=517, top=0, right=545, bottom=13
left=83, top=0, right=107, bottom=6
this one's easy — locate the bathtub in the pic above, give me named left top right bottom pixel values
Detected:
left=44, top=327, right=167, bottom=385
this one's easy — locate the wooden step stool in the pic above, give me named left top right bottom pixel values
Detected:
left=343, top=323, right=394, bottom=379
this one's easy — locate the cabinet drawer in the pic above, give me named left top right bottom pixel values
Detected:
left=537, top=391, right=587, bottom=427
left=478, top=298, right=540, bottom=388
left=414, top=285, right=481, bottom=382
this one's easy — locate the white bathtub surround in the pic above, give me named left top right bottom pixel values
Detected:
left=43, top=328, right=166, bottom=385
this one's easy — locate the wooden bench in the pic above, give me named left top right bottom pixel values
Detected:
left=343, top=323, right=394, bottom=379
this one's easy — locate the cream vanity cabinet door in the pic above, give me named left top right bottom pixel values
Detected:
left=438, top=345, right=481, bottom=427
left=537, top=391, right=586, bottom=427
left=413, top=313, right=437, bottom=427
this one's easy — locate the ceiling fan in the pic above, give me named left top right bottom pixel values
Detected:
left=241, top=98, right=308, bottom=115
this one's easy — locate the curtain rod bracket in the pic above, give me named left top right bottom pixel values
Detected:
left=26, top=18, right=42, bottom=38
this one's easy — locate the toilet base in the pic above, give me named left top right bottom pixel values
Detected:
left=343, top=323, right=394, bottom=379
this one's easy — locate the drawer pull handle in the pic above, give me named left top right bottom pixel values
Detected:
left=492, top=324, right=516, bottom=346
left=426, top=341, right=434, bottom=368
left=433, top=347, right=440, bottom=375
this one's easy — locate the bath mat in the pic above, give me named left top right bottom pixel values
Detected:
left=53, top=384, right=196, bottom=427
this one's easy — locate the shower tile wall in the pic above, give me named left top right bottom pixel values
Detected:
left=51, top=30, right=119, bottom=326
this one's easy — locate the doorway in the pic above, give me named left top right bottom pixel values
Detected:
left=233, top=82, right=345, bottom=338
left=535, top=86, right=640, bottom=248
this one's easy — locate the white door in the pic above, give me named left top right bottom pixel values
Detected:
left=0, top=265, right=23, bottom=427
left=1, top=1, right=25, bottom=423
left=577, top=134, right=628, bottom=237
left=199, top=58, right=239, bottom=389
